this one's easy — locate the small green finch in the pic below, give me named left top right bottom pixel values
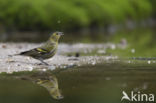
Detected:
left=14, top=32, right=64, bottom=65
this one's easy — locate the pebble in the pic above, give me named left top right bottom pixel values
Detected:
left=110, top=44, right=116, bottom=50
left=127, top=60, right=131, bottom=63
left=97, top=49, right=106, bottom=54
left=147, top=60, right=151, bottom=64
left=42, top=68, right=47, bottom=72
left=2, top=45, right=7, bottom=49
left=91, top=61, right=96, bottom=65
left=28, top=66, right=33, bottom=71
left=48, top=65, right=56, bottom=70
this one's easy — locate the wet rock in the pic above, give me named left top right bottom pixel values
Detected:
left=2, top=44, right=7, bottom=49
left=97, top=49, right=106, bottom=54
left=75, top=52, right=80, bottom=57
left=28, top=66, right=33, bottom=71
left=48, top=65, right=56, bottom=70
left=6, top=58, right=15, bottom=63
left=110, top=44, right=116, bottom=50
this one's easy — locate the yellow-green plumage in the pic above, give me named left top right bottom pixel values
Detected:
left=36, top=76, right=63, bottom=100
left=17, top=32, right=63, bottom=65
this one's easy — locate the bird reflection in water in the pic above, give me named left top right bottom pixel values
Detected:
left=21, top=71, right=64, bottom=100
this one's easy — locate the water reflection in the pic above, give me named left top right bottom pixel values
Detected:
left=1, top=71, right=63, bottom=100
left=34, top=74, right=63, bottom=100
left=0, top=61, right=156, bottom=103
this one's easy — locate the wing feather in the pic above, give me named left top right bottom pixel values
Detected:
left=20, top=48, right=49, bottom=56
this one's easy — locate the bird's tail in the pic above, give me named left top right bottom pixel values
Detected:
left=19, top=51, right=29, bottom=55
left=8, top=53, right=20, bottom=57
left=8, top=50, right=30, bottom=57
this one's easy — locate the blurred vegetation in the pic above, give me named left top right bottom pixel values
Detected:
left=108, top=28, right=156, bottom=57
left=0, top=0, right=155, bottom=31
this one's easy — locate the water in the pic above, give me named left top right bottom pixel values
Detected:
left=0, top=60, right=156, bottom=103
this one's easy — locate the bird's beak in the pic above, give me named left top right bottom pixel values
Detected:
left=58, top=32, right=64, bottom=35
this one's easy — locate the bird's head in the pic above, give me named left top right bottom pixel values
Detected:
left=50, top=32, right=64, bottom=42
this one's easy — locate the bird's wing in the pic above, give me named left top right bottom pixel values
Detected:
left=19, top=47, right=50, bottom=56
left=35, top=48, right=50, bottom=55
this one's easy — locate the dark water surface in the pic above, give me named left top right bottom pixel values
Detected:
left=0, top=61, right=156, bottom=103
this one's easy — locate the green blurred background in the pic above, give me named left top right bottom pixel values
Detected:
left=0, top=0, right=155, bottom=30
left=0, top=0, right=156, bottom=56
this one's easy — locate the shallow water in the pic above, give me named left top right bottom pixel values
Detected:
left=0, top=60, right=156, bottom=103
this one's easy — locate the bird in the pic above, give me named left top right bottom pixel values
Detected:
left=12, top=32, right=64, bottom=65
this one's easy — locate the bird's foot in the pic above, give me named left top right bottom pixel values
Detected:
left=38, top=59, right=49, bottom=66
left=38, top=62, right=49, bottom=66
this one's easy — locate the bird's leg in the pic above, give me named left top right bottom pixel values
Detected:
left=39, top=59, right=49, bottom=66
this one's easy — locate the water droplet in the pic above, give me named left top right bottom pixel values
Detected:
left=131, top=49, right=135, bottom=53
